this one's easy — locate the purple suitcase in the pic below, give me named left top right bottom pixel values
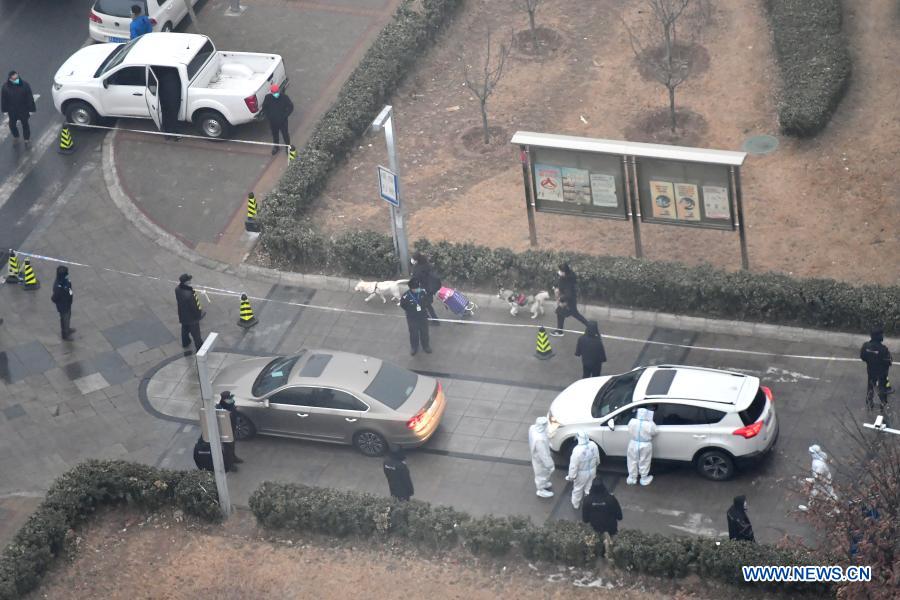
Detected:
left=438, top=287, right=476, bottom=316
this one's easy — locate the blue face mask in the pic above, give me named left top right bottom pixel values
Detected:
left=273, top=93, right=280, bottom=98
left=11, top=78, right=20, bottom=85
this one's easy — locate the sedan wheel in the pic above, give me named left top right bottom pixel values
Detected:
left=696, top=449, right=734, bottom=481
left=234, top=414, right=256, bottom=441
left=353, top=430, right=387, bottom=457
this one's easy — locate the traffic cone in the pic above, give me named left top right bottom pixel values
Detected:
left=237, top=293, right=258, bottom=328
left=287, top=145, right=297, bottom=161
left=58, top=126, right=76, bottom=155
left=5, top=250, right=20, bottom=284
left=535, top=326, right=554, bottom=359
left=244, top=192, right=260, bottom=232
left=21, top=259, right=39, bottom=290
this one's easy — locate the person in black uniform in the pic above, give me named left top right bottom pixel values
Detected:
left=155, top=67, right=182, bottom=141
left=1, top=70, right=36, bottom=143
left=217, top=391, right=244, bottom=467
left=50, top=266, right=76, bottom=340
left=726, top=495, right=755, bottom=542
left=175, top=273, right=204, bottom=353
left=581, top=480, right=623, bottom=537
left=262, top=83, right=294, bottom=155
left=410, top=252, right=440, bottom=325
left=399, top=277, right=431, bottom=355
left=860, top=327, right=892, bottom=411
left=551, top=263, right=589, bottom=336
left=575, top=320, right=607, bottom=378
left=382, top=448, right=414, bottom=501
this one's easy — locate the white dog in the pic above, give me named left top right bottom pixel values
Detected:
left=498, top=286, right=551, bottom=319
left=355, top=279, right=408, bottom=304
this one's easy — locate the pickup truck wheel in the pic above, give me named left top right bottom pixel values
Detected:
left=65, top=101, right=98, bottom=128
left=195, top=110, right=231, bottom=139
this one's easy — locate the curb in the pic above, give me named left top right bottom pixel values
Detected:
left=102, top=133, right=875, bottom=351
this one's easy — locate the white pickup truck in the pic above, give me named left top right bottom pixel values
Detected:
left=51, top=32, right=287, bottom=139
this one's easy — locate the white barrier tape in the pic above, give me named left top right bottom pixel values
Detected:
left=12, top=249, right=858, bottom=363
left=65, top=122, right=292, bottom=149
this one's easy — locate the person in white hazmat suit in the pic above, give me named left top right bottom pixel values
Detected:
left=528, top=417, right=555, bottom=498
left=799, top=444, right=838, bottom=512
left=566, top=431, right=600, bottom=509
left=626, top=407, right=658, bottom=486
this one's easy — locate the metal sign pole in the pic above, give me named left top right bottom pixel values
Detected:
left=196, top=333, right=231, bottom=518
left=383, top=113, right=410, bottom=276
left=628, top=156, right=644, bottom=259
left=520, top=145, right=538, bottom=247
left=864, top=415, right=899, bottom=435
left=731, top=166, right=749, bottom=270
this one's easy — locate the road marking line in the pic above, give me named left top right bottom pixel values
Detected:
left=0, top=127, right=58, bottom=211
left=10, top=247, right=861, bottom=363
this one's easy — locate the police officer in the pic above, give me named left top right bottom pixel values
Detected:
left=217, top=391, right=244, bottom=468
left=175, top=273, right=204, bottom=353
left=399, top=277, right=431, bottom=356
left=382, top=448, right=414, bottom=501
left=860, top=326, right=892, bottom=411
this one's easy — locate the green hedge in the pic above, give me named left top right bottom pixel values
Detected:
left=0, top=461, right=221, bottom=600
left=249, top=481, right=826, bottom=592
left=766, top=0, right=851, bottom=137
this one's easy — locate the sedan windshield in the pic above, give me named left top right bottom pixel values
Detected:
left=252, top=354, right=302, bottom=397
left=591, top=368, right=645, bottom=418
left=363, top=362, right=419, bottom=410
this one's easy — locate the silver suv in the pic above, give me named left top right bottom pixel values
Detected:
left=547, top=365, right=778, bottom=481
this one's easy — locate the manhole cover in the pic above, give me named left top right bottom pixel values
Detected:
left=741, top=134, right=779, bottom=155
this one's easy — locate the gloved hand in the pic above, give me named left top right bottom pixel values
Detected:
left=565, top=476, right=574, bottom=482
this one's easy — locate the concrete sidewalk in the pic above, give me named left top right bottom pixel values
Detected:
left=109, top=0, right=401, bottom=264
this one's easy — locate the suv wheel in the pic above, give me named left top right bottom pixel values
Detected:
left=233, top=414, right=256, bottom=440
left=696, top=449, right=734, bottom=481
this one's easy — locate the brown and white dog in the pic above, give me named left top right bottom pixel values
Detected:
left=354, top=279, right=408, bottom=304
left=498, top=285, right=551, bottom=318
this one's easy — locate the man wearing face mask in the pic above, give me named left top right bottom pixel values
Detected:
left=726, top=495, right=755, bottom=542
left=51, top=266, right=76, bottom=340
left=262, top=84, right=294, bottom=155
left=1, top=71, right=36, bottom=143
left=399, top=277, right=432, bottom=355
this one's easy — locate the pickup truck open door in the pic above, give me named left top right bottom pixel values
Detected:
left=144, top=66, right=163, bottom=131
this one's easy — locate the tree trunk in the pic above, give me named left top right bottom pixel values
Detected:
left=481, top=101, right=490, bottom=144
left=529, top=11, right=538, bottom=52
left=668, top=85, right=677, bottom=133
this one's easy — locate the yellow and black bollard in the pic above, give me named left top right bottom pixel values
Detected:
left=5, top=250, right=20, bottom=284
left=245, top=192, right=260, bottom=232
left=287, top=145, right=297, bottom=162
left=58, top=126, right=76, bottom=155
left=535, top=326, right=554, bottom=359
left=21, top=259, right=40, bottom=290
left=237, top=293, right=258, bottom=328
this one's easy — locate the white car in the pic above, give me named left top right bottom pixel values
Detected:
left=89, top=0, right=200, bottom=43
left=52, top=33, right=286, bottom=139
left=547, top=365, right=778, bottom=481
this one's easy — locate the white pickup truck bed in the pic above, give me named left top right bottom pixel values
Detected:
left=192, top=52, right=281, bottom=91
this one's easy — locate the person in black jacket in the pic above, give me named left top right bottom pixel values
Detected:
left=399, top=277, right=431, bottom=355
left=383, top=448, right=414, bottom=501
left=2, top=70, right=36, bottom=143
left=860, top=327, right=892, bottom=411
left=175, top=273, right=204, bottom=352
left=581, top=480, right=622, bottom=536
left=262, top=84, right=294, bottom=155
left=410, top=252, right=440, bottom=325
left=575, top=320, right=606, bottom=378
left=50, top=266, right=75, bottom=340
left=726, top=495, right=755, bottom=542
left=155, top=67, right=182, bottom=141
left=217, top=391, right=244, bottom=468
left=551, top=263, right=589, bottom=336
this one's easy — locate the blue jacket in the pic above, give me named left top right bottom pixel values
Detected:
left=130, top=15, right=153, bottom=39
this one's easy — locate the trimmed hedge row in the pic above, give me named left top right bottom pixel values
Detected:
left=249, top=481, right=826, bottom=594
left=0, top=461, right=220, bottom=600
left=765, top=0, right=851, bottom=137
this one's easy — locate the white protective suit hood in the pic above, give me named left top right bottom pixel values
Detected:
left=809, top=444, right=827, bottom=462
left=576, top=431, right=590, bottom=445
left=534, top=416, right=548, bottom=434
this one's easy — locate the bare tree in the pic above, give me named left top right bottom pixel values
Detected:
left=463, top=30, right=512, bottom=145
left=523, top=0, right=544, bottom=52
left=798, top=409, right=900, bottom=599
left=623, top=0, right=706, bottom=133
